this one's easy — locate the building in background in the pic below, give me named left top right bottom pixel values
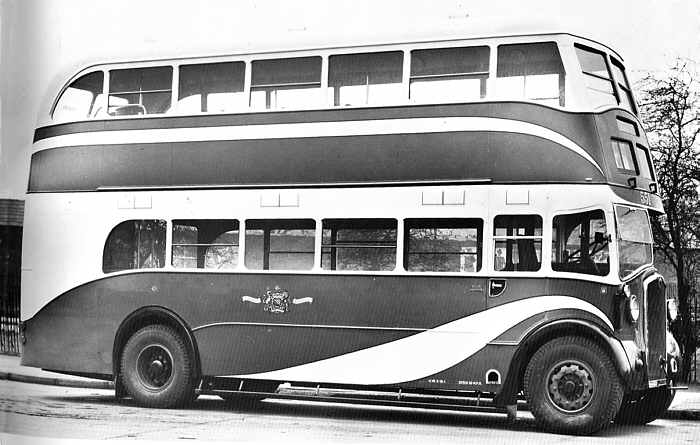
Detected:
left=0, top=198, right=23, bottom=355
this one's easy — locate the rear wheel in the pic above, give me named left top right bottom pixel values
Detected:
left=524, top=336, right=624, bottom=435
left=614, top=386, right=676, bottom=425
left=120, top=325, right=195, bottom=408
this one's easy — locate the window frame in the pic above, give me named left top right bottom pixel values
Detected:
left=107, top=65, right=174, bottom=116
left=250, top=56, right=323, bottom=110
left=408, top=46, right=490, bottom=102
left=321, top=218, right=398, bottom=272
left=574, top=43, right=620, bottom=109
left=551, top=209, right=611, bottom=277
left=403, top=218, right=483, bottom=273
left=610, top=57, right=638, bottom=115
left=495, top=41, right=566, bottom=107
left=610, top=138, right=639, bottom=174
left=102, top=219, right=167, bottom=274
left=328, top=50, right=405, bottom=107
left=244, top=219, right=316, bottom=271
left=51, top=70, right=106, bottom=121
left=492, top=214, right=543, bottom=272
left=177, top=61, right=246, bottom=113
left=171, top=219, right=240, bottom=270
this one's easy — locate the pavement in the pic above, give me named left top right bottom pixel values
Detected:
left=1, top=354, right=699, bottom=420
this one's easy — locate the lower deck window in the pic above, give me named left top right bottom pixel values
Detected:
left=172, top=220, right=239, bottom=269
left=245, top=219, right=315, bottom=270
left=405, top=218, right=482, bottom=272
left=552, top=210, right=609, bottom=276
left=103, top=220, right=166, bottom=273
left=322, top=219, right=397, bottom=271
left=494, top=215, right=542, bottom=271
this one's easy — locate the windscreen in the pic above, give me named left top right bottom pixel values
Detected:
left=615, top=205, right=653, bottom=278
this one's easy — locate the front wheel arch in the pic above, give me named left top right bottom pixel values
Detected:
left=494, top=319, right=631, bottom=406
left=113, top=306, right=201, bottom=386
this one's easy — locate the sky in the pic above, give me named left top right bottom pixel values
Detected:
left=1, top=0, right=699, bottom=199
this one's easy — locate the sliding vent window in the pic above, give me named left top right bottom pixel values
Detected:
left=405, top=219, right=482, bottom=272
left=636, top=145, right=654, bottom=179
left=322, top=219, right=397, bottom=271
left=108, top=66, right=172, bottom=115
left=410, top=46, right=489, bottom=103
left=611, top=140, right=637, bottom=173
left=329, top=51, right=404, bottom=106
left=53, top=71, right=104, bottom=121
left=245, top=219, right=315, bottom=270
left=178, top=62, right=245, bottom=113
left=250, top=57, right=322, bottom=110
left=103, top=220, right=166, bottom=273
left=611, top=58, right=636, bottom=113
left=496, top=42, right=565, bottom=106
left=575, top=46, right=617, bottom=109
left=552, top=210, right=609, bottom=276
left=493, top=215, right=542, bottom=272
left=172, top=220, right=239, bottom=269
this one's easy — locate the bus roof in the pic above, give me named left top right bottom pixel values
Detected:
left=37, top=29, right=624, bottom=127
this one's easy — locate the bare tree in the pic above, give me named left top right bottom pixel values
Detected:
left=637, top=60, right=700, bottom=382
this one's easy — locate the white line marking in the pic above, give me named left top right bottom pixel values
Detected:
left=34, top=117, right=604, bottom=174
left=224, top=295, right=612, bottom=384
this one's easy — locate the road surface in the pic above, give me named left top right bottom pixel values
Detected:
left=0, top=380, right=698, bottom=444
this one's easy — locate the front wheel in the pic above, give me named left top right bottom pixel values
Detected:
left=614, top=386, right=676, bottom=425
left=120, top=325, right=195, bottom=408
left=524, top=336, right=624, bottom=435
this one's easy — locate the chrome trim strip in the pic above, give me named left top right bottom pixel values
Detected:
left=192, top=321, right=425, bottom=333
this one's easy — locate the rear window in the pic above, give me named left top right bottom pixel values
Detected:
left=103, top=220, right=166, bottom=273
left=53, top=71, right=104, bottom=121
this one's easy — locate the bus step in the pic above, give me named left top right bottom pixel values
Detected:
left=208, top=386, right=510, bottom=414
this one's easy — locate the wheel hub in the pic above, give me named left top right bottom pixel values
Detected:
left=137, top=345, right=173, bottom=390
left=547, top=362, right=595, bottom=412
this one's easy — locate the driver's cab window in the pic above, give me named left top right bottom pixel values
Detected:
left=552, top=210, right=609, bottom=276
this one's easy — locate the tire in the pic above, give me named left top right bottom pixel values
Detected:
left=523, top=336, right=624, bottom=435
left=614, top=386, right=676, bottom=425
left=120, top=324, right=195, bottom=408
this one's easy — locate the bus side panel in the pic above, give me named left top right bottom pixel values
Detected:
left=21, top=271, right=487, bottom=378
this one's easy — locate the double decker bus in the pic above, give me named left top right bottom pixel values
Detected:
left=21, top=31, right=681, bottom=435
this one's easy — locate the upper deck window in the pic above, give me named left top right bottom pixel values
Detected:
left=53, top=71, right=104, bottom=121
left=611, top=139, right=637, bottom=173
left=329, top=51, right=404, bottom=106
left=251, top=57, right=322, bottom=110
left=636, top=145, right=654, bottom=179
left=574, top=45, right=617, bottom=109
left=409, top=46, right=489, bottom=103
left=496, top=42, right=565, bottom=107
left=611, top=58, right=636, bottom=114
left=108, top=66, right=173, bottom=116
left=177, top=62, right=246, bottom=113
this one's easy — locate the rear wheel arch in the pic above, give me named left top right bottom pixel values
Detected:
left=113, top=306, right=201, bottom=383
left=494, top=319, right=631, bottom=406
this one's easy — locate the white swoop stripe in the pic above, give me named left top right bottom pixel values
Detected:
left=228, top=295, right=612, bottom=385
left=34, top=117, right=604, bottom=174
